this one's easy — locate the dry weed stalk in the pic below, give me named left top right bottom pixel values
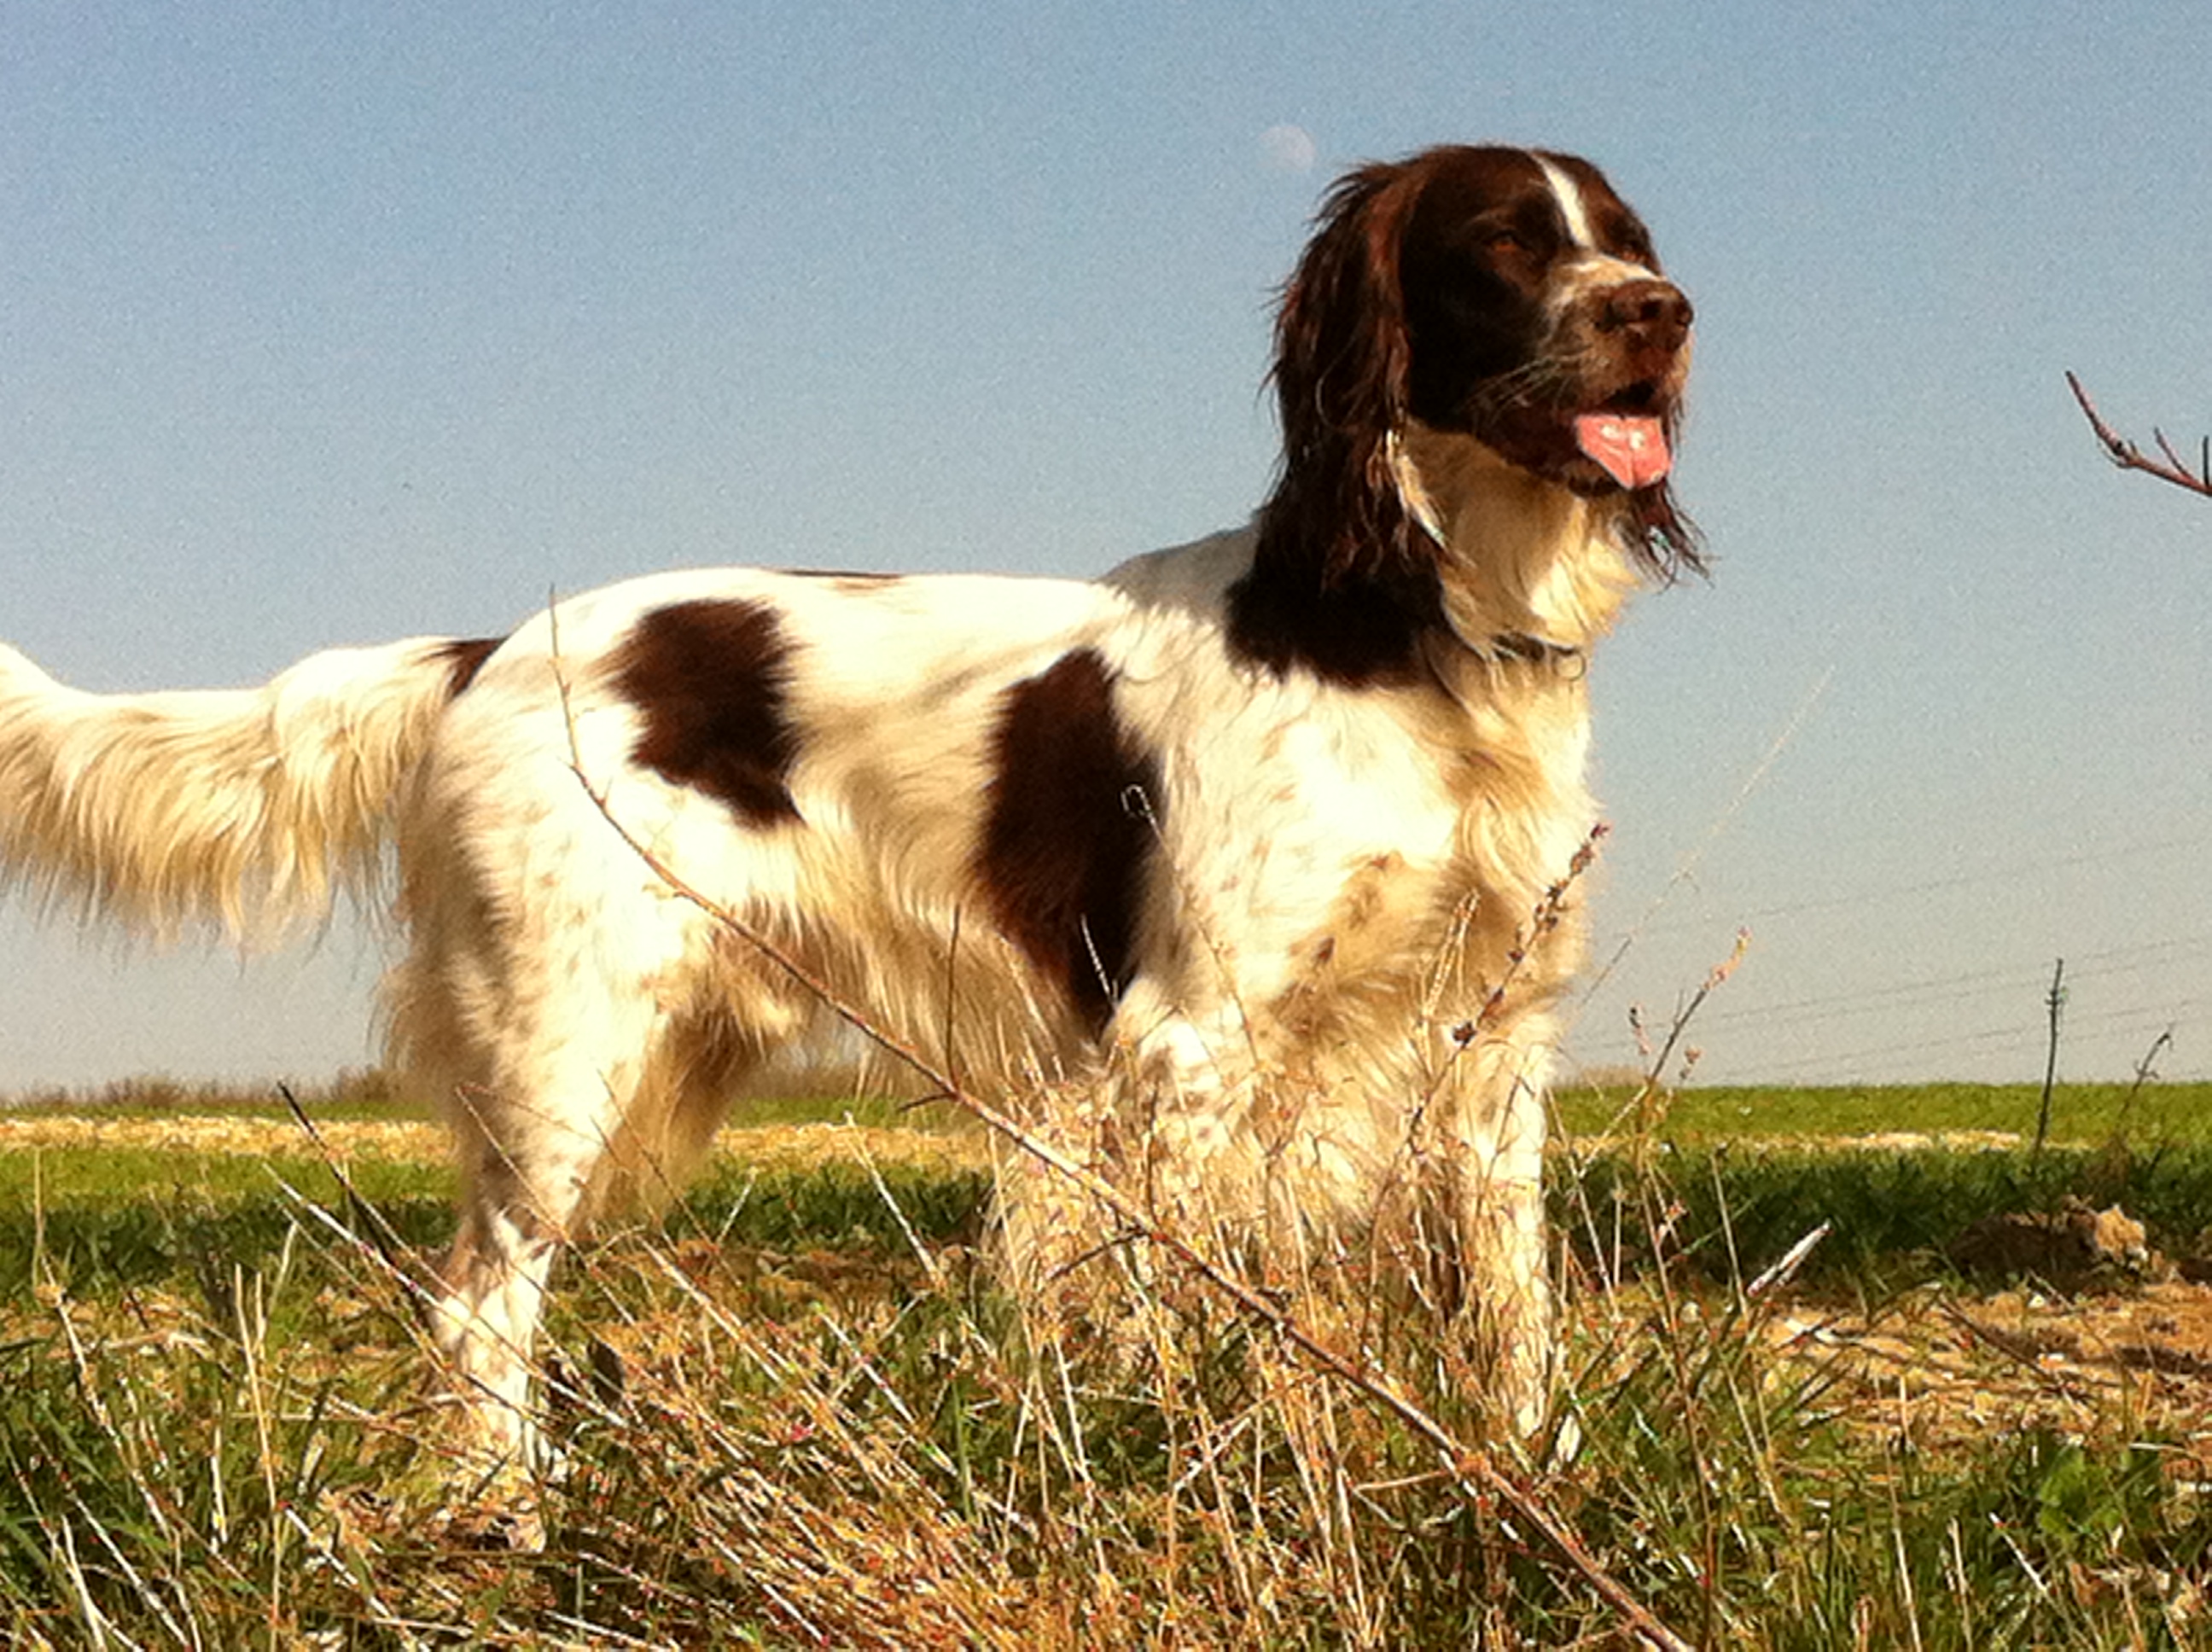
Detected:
left=1567, top=931, right=1752, bottom=1645
left=562, top=742, right=1694, bottom=1652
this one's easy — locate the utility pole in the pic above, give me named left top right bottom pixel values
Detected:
left=2032, top=957, right=2066, bottom=1160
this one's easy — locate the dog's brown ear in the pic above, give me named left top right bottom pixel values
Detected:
left=1256, top=160, right=1430, bottom=588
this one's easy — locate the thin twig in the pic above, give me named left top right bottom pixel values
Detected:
left=1581, top=666, right=1826, bottom=1007
left=276, top=1082, right=416, bottom=1284
left=2114, top=1024, right=2175, bottom=1147
left=1932, top=1300, right=2108, bottom=1405
left=2065, top=372, right=2212, bottom=499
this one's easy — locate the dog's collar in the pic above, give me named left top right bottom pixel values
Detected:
left=1428, top=619, right=1584, bottom=676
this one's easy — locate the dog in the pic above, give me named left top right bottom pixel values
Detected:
left=0, top=144, right=1694, bottom=1458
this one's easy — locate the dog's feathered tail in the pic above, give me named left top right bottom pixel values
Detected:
left=0, top=636, right=495, bottom=944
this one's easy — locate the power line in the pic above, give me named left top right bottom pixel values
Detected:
left=1603, top=831, right=2210, bottom=939
left=1692, top=934, right=2209, bottom=1033
left=1691, top=996, right=2201, bottom=1084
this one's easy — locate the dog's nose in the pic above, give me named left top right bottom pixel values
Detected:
left=1600, top=279, right=1693, bottom=343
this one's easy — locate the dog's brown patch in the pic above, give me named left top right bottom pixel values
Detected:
left=613, top=599, right=804, bottom=827
left=434, top=636, right=504, bottom=697
left=975, top=649, right=1160, bottom=1031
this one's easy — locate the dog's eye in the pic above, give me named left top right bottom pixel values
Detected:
left=1487, top=230, right=1528, bottom=256
left=1604, top=223, right=1657, bottom=267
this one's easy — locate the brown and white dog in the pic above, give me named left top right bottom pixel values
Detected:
left=0, top=145, right=1694, bottom=1456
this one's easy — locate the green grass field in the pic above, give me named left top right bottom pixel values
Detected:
left=5, top=1076, right=2211, bottom=1646
left=1557, top=1077, right=2212, bottom=1149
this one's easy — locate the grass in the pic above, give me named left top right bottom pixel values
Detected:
left=5, top=1079, right=2212, bottom=1645
left=1557, top=1078, right=2212, bottom=1147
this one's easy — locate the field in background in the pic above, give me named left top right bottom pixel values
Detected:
left=6, top=1073, right=2212, bottom=1645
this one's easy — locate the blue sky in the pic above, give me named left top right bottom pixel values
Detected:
left=3, top=2, right=2207, bottom=1091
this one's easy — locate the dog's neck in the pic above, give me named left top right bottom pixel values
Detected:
left=1390, top=420, right=1639, bottom=660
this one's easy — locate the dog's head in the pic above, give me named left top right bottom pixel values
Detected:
left=1397, top=149, right=1692, bottom=501
left=1262, top=144, right=1697, bottom=590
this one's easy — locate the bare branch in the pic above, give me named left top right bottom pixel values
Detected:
left=2066, top=372, right=2212, bottom=499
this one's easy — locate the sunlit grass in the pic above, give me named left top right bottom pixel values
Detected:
left=1559, top=1078, right=2212, bottom=1146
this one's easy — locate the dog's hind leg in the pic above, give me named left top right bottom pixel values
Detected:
left=421, top=1003, right=665, bottom=1469
left=400, top=902, right=788, bottom=1469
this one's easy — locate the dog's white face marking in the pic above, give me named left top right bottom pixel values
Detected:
left=1536, top=151, right=1659, bottom=288
left=1534, top=154, right=1595, bottom=250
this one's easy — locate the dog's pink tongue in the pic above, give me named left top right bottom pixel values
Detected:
left=1575, top=413, right=1672, bottom=489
